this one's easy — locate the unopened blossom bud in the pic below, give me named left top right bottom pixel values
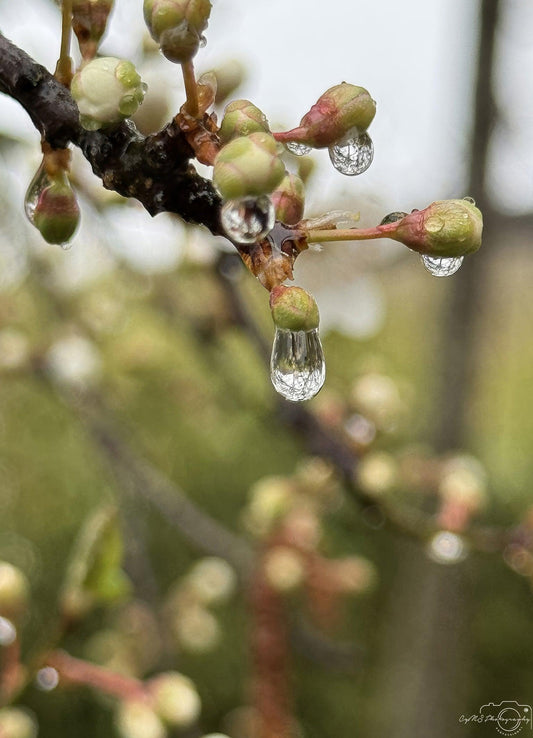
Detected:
left=32, top=176, right=80, bottom=245
left=143, top=0, right=211, bottom=62
left=263, top=547, right=305, bottom=592
left=218, top=99, right=270, bottom=143
left=72, top=0, right=114, bottom=58
left=213, top=132, right=285, bottom=199
left=270, top=286, right=319, bottom=332
left=71, top=57, right=146, bottom=131
left=116, top=701, right=165, bottom=738
left=277, top=83, right=376, bottom=149
left=388, top=199, right=483, bottom=257
left=213, top=59, right=246, bottom=104
left=148, top=672, right=201, bottom=728
left=0, top=562, right=30, bottom=620
left=0, top=708, right=38, bottom=738
left=270, top=174, right=305, bottom=225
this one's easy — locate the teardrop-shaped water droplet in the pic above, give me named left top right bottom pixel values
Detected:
left=463, top=196, right=475, bottom=205
left=221, top=195, right=275, bottom=243
left=380, top=211, right=407, bottom=225
left=421, top=255, right=464, bottom=277
left=425, top=215, right=445, bottom=234
left=24, top=161, right=52, bottom=223
left=328, top=130, right=373, bottom=176
left=285, top=141, right=312, bottom=156
left=270, top=327, right=325, bottom=402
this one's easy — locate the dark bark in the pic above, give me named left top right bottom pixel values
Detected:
left=0, top=32, right=222, bottom=234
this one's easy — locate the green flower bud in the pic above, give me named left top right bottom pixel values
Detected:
left=390, top=199, right=483, bottom=257
left=148, top=672, right=201, bottom=728
left=116, top=701, right=165, bottom=738
left=143, top=0, right=211, bottom=62
left=32, top=176, right=80, bottom=245
left=277, top=83, right=376, bottom=149
left=270, top=173, right=305, bottom=225
left=218, top=99, right=270, bottom=143
left=0, top=708, right=38, bottom=738
left=71, top=57, right=146, bottom=130
left=213, top=132, right=285, bottom=199
left=0, top=562, right=30, bottom=620
left=270, top=286, right=319, bottom=331
left=72, top=0, right=115, bottom=58
left=212, top=59, right=246, bottom=104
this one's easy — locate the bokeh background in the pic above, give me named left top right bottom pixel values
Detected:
left=1, top=1, right=533, bottom=737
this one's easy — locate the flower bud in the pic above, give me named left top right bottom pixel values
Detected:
left=0, top=708, right=38, bottom=738
left=0, top=562, right=30, bottom=621
left=148, top=672, right=201, bottom=728
left=270, top=286, right=319, bottom=332
left=32, top=176, right=80, bottom=245
left=270, top=173, right=305, bottom=225
left=143, top=0, right=211, bottom=62
left=389, top=199, right=483, bottom=257
left=71, top=57, right=146, bottom=131
left=218, top=99, right=270, bottom=143
left=213, top=59, right=246, bottom=104
left=278, top=83, right=376, bottom=149
left=263, top=546, right=305, bottom=592
left=115, top=701, right=165, bottom=738
left=213, top=132, right=285, bottom=199
left=72, top=0, right=115, bottom=59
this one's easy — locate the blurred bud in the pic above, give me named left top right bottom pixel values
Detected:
left=212, top=59, right=246, bottom=104
left=148, top=672, right=201, bottom=728
left=427, top=531, right=467, bottom=565
left=116, top=701, right=166, bottom=738
left=71, top=57, right=146, bottom=131
left=389, top=199, right=483, bottom=257
left=173, top=605, right=220, bottom=653
left=351, top=373, right=402, bottom=431
left=282, top=509, right=322, bottom=551
left=270, top=286, right=319, bottom=331
left=73, top=0, right=115, bottom=59
left=0, top=617, right=17, bottom=647
left=0, top=330, right=30, bottom=372
left=45, top=334, right=102, bottom=389
left=331, top=556, right=377, bottom=594
left=0, top=562, right=30, bottom=621
left=185, top=557, right=237, bottom=605
left=143, top=0, right=212, bottom=63
left=270, top=174, right=305, bottom=225
left=278, top=83, right=376, bottom=149
left=263, top=546, right=305, bottom=592
left=213, top=133, right=285, bottom=199
left=243, top=476, right=293, bottom=537
left=357, top=452, right=398, bottom=496
left=438, top=455, right=487, bottom=512
left=32, top=175, right=80, bottom=246
left=84, top=630, right=139, bottom=676
left=296, top=156, right=315, bottom=185
left=218, top=100, right=270, bottom=143
left=0, top=708, right=38, bottom=738
left=294, top=457, right=336, bottom=500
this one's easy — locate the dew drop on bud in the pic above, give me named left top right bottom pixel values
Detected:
left=199, top=35, right=207, bottom=48
left=463, top=196, right=475, bottom=204
left=328, top=130, right=373, bottom=176
left=421, top=255, right=464, bottom=277
left=270, top=328, right=325, bottom=402
left=285, top=141, right=312, bottom=156
left=24, top=162, right=52, bottom=224
left=220, top=195, right=275, bottom=243
left=427, top=531, right=467, bottom=565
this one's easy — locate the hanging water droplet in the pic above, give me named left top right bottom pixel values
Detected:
left=463, top=196, right=475, bottom=205
left=285, top=141, right=312, bottom=156
left=421, top=254, right=464, bottom=277
left=221, top=195, right=275, bottom=243
left=328, top=130, right=373, bottom=176
left=270, top=328, right=325, bottom=402
left=24, top=161, right=52, bottom=223
left=198, top=34, right=207, bottom=48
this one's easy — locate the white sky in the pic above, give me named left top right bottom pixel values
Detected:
left=0, top=0, right=531, bottom=214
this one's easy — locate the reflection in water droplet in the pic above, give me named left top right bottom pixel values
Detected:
left=270, top=328, right=325, bottom=402
left=425, top=215, right=444, bottom=234
left=199, top=35, right=207, bottom=48
left=328, top=130, right=373, bottom=176
left=285, top=141, right=312, bottom=156
left=36, top=667, right=59, bottom=691
left=463, top=196, right=475, bottom=204
left=427, top=531, right=467, bottom=565
left=0, top=616, right=17, bottom=646
left=24, top=161, right=52, bottom=224
left=220, top=195, right=275, bottom=243
left=60, top=241, right=74, bottom=252
left=422, top=255, right=464, bottom=277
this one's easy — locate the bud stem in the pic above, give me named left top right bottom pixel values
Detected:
left=181, top=60, right=199, bottom=118
left=304, top=222, right=397, bottom=243
left=56, top=0, right=74, bottom=87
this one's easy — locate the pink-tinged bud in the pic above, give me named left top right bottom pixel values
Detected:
left=270, top=286, right=319, bottom=331
left=386, top=199, right=483, bottom=257
left=270, top=173, right=305, bottom=225
left=277, top=83, right=376, bottom=149
left=218, top=99, right=270, bottom=143
left=72, top=0, right=114, bottom=59
left=213, top=132, right=285, bottom=199
left=32, top=177, right=80, bottom=246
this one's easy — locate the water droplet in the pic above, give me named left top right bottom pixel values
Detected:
left=463, top=196, right=475, bottom=205
left=60, top=241, right=74, bottom=251
left=199, top=35, right=207, bottom=48
left=425, top=215, right=444, bottom=233
left=36, top=667, right=59, bottom=691
left=285, top=141, right=312, bottom=156
left=380, top=211, right=407, bottom=225
left=421, top=255, right=464, bottom=277
left=24, top=161, right=52, bottom=223
left=270, top=328, right=325, bottom=402
left=220, top=195, right=275, bottom=243
left=427, top=531, right=467, bottom=565
left=328, top=130, right=373, bottom=176
left=0, top=616, right=16, bottom=646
